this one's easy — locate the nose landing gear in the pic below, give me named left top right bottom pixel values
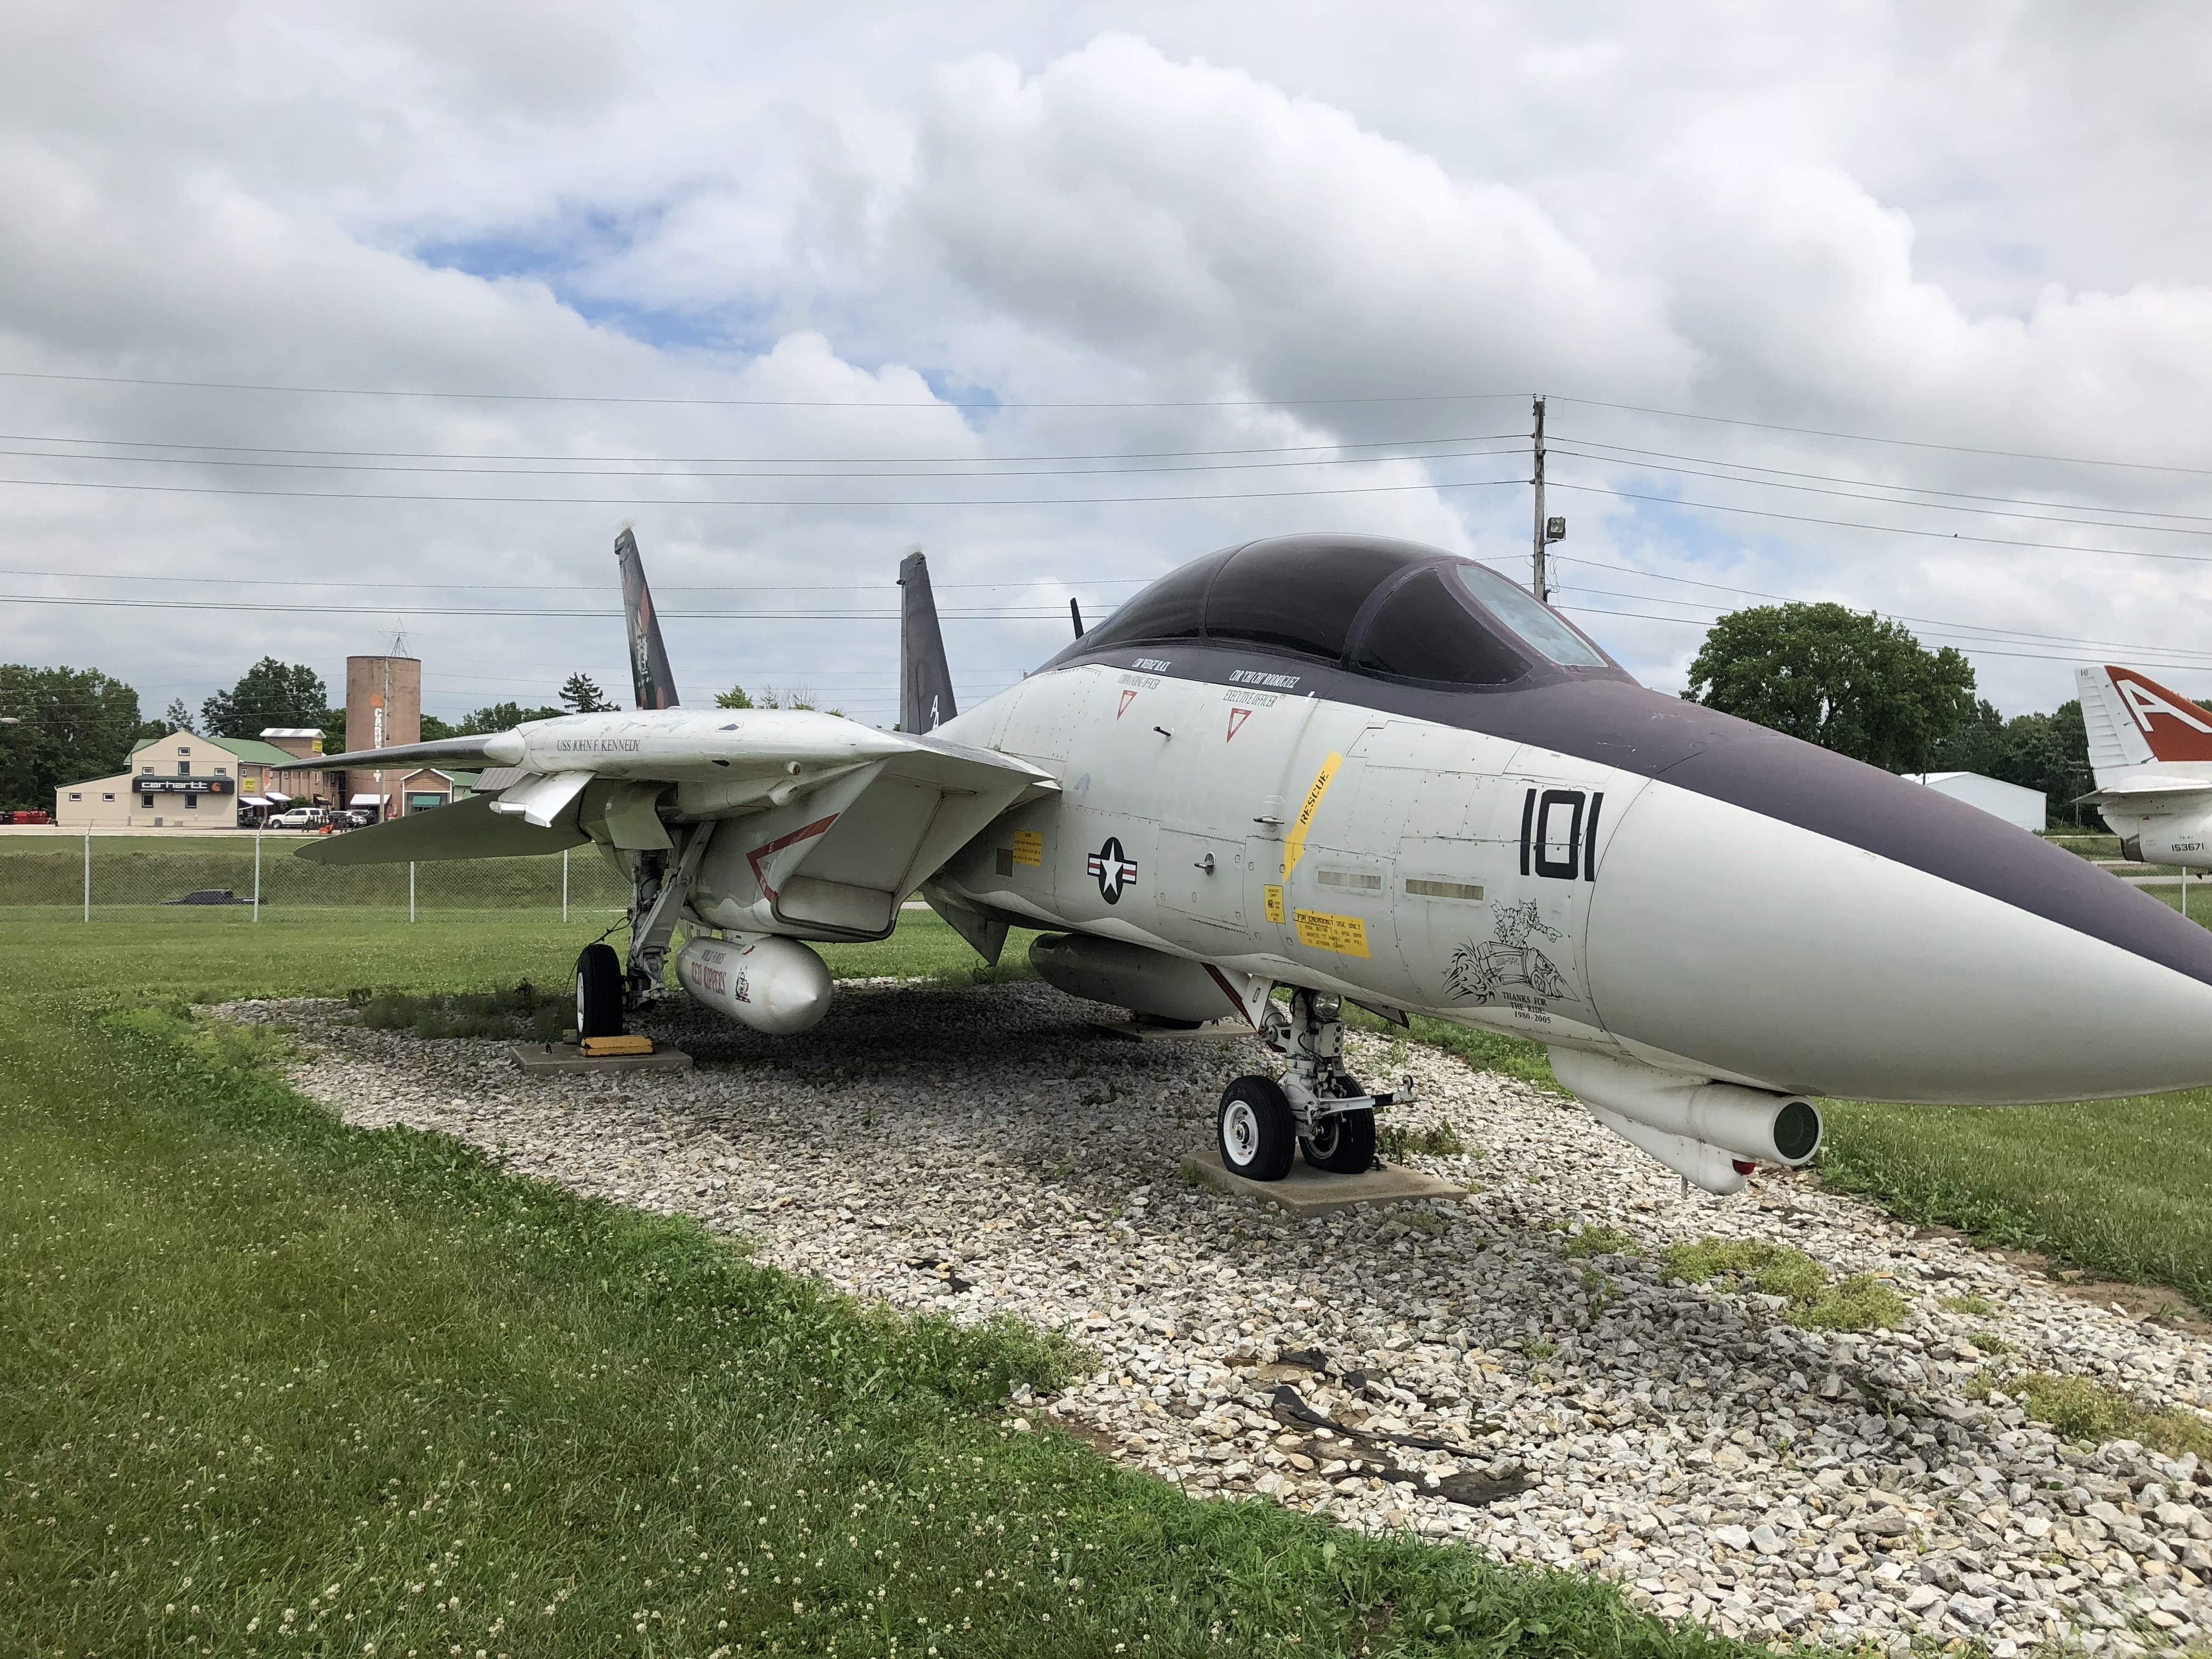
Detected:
left=1214, top=988, right=1412, bottom=1181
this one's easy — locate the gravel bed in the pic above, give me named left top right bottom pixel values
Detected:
left=218, top=981, right=2212, bottom=1654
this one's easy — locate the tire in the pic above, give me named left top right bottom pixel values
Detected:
left=1302, top=1107, right=1376, bottom=1174
left=1217, top=1075, right=1296, bottom=1182
left=575, top=942, right=626, bottom=1040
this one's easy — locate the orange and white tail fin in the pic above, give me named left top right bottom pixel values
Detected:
left=2077, top=664, right=2212, bottom=783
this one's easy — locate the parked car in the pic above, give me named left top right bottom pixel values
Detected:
left=268, top=806, right=333, bottom=830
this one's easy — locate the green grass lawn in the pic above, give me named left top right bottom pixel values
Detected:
left=0, top=907, right=1750, bottom=1659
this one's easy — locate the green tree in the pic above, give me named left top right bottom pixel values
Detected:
left=419, top=713, right=457, bottom=742
left=560, top=673, right=617, bottom=714
left=1928, top=697, right=2094, bottom=829
left=0, top=664, right=143, bottom=811
left=713, top=684, right=755, bottom=710
left=1684, top=603, right=1977, bottom=772
left=200, top=659, right=331, bottom=738
left=454, top=702, right=561, bottom=735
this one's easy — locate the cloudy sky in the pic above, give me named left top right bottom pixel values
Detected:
left=4, top=1, right=2211, bottom=730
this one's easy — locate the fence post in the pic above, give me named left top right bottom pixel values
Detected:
left=562, top=848, right=569, bottom=923
left=83, top=828, right=90, bottom=923
left=253, top=831, right=262, bottom=922
left=409, top=861, right=416, bottom=924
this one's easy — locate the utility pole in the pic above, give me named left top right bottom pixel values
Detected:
left=1531, top=394, right=1549, bottom=602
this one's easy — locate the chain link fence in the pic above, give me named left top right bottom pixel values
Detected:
left=1, top=832, right=633, bottom=921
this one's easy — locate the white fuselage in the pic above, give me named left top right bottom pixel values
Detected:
left=2097, top=794, right=2212, bottom=870
left=922, top=662, right=2212, bottom=1107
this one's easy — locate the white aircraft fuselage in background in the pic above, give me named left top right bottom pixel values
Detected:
left=309, top=534, right=2212, bottom=1197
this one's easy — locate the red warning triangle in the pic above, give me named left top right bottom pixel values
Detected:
left=1227, top=708, right=1251, bottom=740
left=1118, top=690, right=1137, bottom=718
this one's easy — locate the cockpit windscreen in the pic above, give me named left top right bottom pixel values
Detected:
left=1453, top=560, right=1606, bottom=667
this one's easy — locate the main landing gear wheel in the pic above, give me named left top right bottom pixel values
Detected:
left=575, top=942, right=627, bottom=1040
left=1302, top=1107, right=1376, bottom=1174
left=1218, top=1075, right=1296, bottom=1182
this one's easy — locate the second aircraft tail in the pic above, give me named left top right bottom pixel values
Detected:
left=2076, top=663, right=2212, bottom=787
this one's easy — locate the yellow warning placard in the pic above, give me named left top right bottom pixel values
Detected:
left=1012, top=830, right=1043, bottom=866
left=1279, top=751, right=1344, bottom=881
left=1263, top=884, right=1285, bottom=924
left=1293, top=908, right=1371, bottom=958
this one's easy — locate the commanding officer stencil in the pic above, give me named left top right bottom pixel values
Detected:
left=308, top=531, right=2212, bottom=1198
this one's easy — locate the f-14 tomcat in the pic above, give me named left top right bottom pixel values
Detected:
left=307, top=532, right=2212, bottom=1195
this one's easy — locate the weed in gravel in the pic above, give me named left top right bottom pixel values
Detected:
left=2008, top=1373, right=2212, bottom=1459
left=1798, top=1274, right=1910, bottom=1331
left=1940, top=1294, right=1996, bottom=1316
left=351, top=981, right=570, bottom=1042
left=1379, top=1120, right=1468, bottom=1159
left=1663, top=1238, right=1906, bottom=1331
left=1564, top=1224, right=1640, bottom=1260
left=1968, top=1329, right=2015, bottom=1354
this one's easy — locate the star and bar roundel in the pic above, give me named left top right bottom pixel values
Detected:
left=1087, top=837, right=1139, bottom=904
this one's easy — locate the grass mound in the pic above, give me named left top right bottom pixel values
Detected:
left=1661, top=1237, right=1908, bottom=1331
left=1564, top=1224, right=1640, bottom=1260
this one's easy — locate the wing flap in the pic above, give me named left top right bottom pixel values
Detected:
left=489, top=770, right=595, bottom=828
left=295, top=792, right=588, bottom=865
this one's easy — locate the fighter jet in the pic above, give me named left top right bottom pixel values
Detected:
left=2078, top=663, right=2212, bottom=870
left=306, top=532, right=2212, bottom=1195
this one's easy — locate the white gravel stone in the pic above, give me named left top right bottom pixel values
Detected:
left=218, top=981, right=2212, bottom=1654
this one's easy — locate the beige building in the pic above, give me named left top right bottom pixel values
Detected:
left=55, top=729, right=334, bottom=830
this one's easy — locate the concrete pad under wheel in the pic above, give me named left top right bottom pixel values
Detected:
left=509, top=1042, right=695, bottom=1075
left=1180, top=1147, right=1468, bottom=1216
left=1091, top=1018, right=1257, bottom=1043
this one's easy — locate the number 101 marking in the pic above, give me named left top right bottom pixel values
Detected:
left=1519, top=787, right=1603, bottom=882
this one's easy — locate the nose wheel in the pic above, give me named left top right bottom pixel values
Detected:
left=575, top=941, right=627, bottom=1040
left=1300, top=1104, right=1376, bottom=1173
left=1217, top=1075, right=1296, bottom=1181
left=1215, top=988, right=1410, bottom=1181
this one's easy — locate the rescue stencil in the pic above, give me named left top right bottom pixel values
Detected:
left=1280, top=752, right=1343, bottom=881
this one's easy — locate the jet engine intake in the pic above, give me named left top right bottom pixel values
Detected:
left=1030, top=934, right=1239, bottom=1025
left=674, top=934, right=832, bottom=1035
left=1549, top=1047, right=1823, bottom=1195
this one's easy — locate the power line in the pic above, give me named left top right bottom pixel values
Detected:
left=0, top=366, right=1528, bottom=411
left=0, top=594, right=1071, bottom=619
left=1559, top=581, right=2212, bottom=664
left=0, top=565, right=1154, bottom=595
left=1556, top=601, right=2212, bottom=673
left=1553, top=437, right=2212, bottom=524
left=0, top=472, right=1529, bottom=509
left=1550, top=443, right=2212, bottom=538
left=1550, top=395, right=2212, bottom=478
left=1546, top=478, right=2212, bottom=568
left=0, top=441, right=1530, bottom=483
left=0, top=429, right=1525, bottom=466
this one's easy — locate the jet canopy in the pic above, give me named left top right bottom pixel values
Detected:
left=1053, top=533, right=1620, bottom=688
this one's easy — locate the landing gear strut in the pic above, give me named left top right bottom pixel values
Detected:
left=1215, top=987, right=1412, bottom=1182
